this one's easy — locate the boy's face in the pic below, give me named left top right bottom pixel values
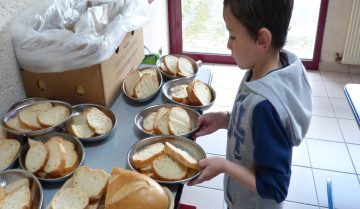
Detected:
left=223, top=5, right=258, bottom=70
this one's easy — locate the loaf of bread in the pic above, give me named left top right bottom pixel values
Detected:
left=177, top=57, right=195, bottom=77
left=0, top=185, right=31, bottom=209
left=152, top=155, right=188, bottom=181
left=124, top=70, right=142, bottom=97
left=25, top=138, right=48, bottom=173
left=0, top=139, right=21, bottom=171
left=105, top=167, right=169, bottom=209
left=86, top=107, right=113, bottom=135
left=38, top=106, right=70, bottom=127
left=132, top=142, right=165, bottom=168
left=168, top=107, right=191, bottom=136
left=164, top=142, right=199, bottom=169
left=51, top=187, right=89, bottom=209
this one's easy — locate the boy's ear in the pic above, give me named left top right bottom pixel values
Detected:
left=256, top=28, right=272, bottom=51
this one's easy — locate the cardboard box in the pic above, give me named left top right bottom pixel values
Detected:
left=20, top=29, right=144, bottom=107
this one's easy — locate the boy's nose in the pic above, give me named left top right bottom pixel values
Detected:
left=227, top=40, right=232, bottom=50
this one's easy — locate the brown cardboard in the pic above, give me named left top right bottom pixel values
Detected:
left=20, top=29, right=144, bottom=107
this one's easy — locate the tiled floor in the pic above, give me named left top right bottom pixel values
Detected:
left=180, top=64, right=360, bottom=209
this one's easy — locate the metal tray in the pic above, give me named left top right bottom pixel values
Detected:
left=156, top=54, right=202, bottom=80
left=134, top=104, right=201, bottom=138
left=162, top=77, right=216, bottom=112
left=122, top=67, right=163, bottom=103
left=65, top=104, right=117, bottom=142
left=1, top=100, right=73, bottom=137
left=0, top=138, right=22, bottom=172
left=127, top=135, right=206, bottom=184
left=0, top=169, right=43, bottom=209
left=19, top=132, right=85, bottom=183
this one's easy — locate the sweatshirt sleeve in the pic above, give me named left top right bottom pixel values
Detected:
left=252, top=100, right=292, bottom=203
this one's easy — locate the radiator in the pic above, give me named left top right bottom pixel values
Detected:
left=342, top=0, right=360, bottom=65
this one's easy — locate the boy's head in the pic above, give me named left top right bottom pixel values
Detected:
left=223, top=0, right=294, bottom=50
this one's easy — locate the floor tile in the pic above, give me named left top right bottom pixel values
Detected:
left=347, top=144, right=360, bottom=174
left=320, top=72, right=352, bottom=83
left=350, top=73, right=360, bottom=83
left=180, top=185, right=224, bottom=209
left=286, top=166, right=318, bottom=205
left=309, top=80, right=328, bottom=97
left=312, top=97, right=335, bottom=117
left=324, top=82, right=347, bottom=99
left=197, top=154, right=225, bottom=190
left=330, top=98, right=355, bottom=120
left=338, top=119, right=360, bottom=144
left=196, top=129, right=227, bottom=156
left=307, top=139, right=354, bottom=173
left=307, top=70, right=322, bottom=81
left=312, top=169, right=360, bottom=209
left=284, top=201, right=320, bottom=209
left=212, top=87, right=238, bottom=107
left=292, top=139, right=311, bottom=167
left=306, top=116, right=344, bottom=142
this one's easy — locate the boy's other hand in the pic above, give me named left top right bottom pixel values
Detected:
left=188, top=156, right=226, bottom=186
left=193, top=112, right=229, bottom=138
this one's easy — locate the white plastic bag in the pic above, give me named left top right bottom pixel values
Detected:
left=12, top=0, right=150, bottom=73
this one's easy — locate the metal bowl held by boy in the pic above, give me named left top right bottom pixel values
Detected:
left=0, top=169, right=43, bottom=209
left=156, top=54, right=201, bottom=80
left=2, top=99, right=73, bottom=137
left=134, top=104, right=200, bottom=138
left=127, top=135, right=206, bottom=184
left=19, top=132, right=85, bottom=183
left=65, top=103, right=117, bottom=142
left=122, top=67, right=163, bottom=103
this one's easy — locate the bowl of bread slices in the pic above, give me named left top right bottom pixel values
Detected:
left=0, top=138, right=22, bottom=172
left=19, top=132, right=85, bottom=183
left=66, top=104, right=116, bottom=142
left=122, top=68, right=163, bottom=103
left=2, top=100, right=73, bottom=137
left=156, top=54, right=201, bottom=80
left=134, top=104, right=200, bottom=138
left=127, top=135, right=206, bottom=184
left=162, top=78, right=216, bottom=111
left=0, top=169, right=43, bottom=209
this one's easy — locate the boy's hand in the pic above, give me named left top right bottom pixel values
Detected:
left=188, top=156, right=226, bottom=186
left=193, top=112, right=229, bottom=138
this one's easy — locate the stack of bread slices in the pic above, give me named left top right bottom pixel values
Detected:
left=124, top=68, right=160, bottom=99
left=0, top=178, right=32, bottom=209
left=171, top=80, right=212, bottom=106
left=0, top=139, right=21, bottom=171
left=160, top=55, right=195, bottom=77
left=5, top=102, right=70, bottom=132
left=25, top=136, right=79, bottom=178
left=132, top=141, right=199, bottom=181
left=142, top=107, right=192, bottom=136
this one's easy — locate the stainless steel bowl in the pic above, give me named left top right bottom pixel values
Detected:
left=8, top=97, right=47, bottom=112
left=127, top=135, right=206, bottom=184
left=122, top=67, right=163, bottom=103
left=162, top=78, right=216, bottom=112
left=19, top=132, right=85, bottom=183
left=65, top=104, right=117, bottom=142
left=134, top=104, right=201, bottom=138
left=156, top=54, right=202, bottom=80
left=0, top=138, right=22, bottom=172
left=1, top=100, right=73, bottom=137
left=0, top=169, right=43, bottom=209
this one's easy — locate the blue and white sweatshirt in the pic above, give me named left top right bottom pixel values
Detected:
left=224, top=50, right=312, bottom=209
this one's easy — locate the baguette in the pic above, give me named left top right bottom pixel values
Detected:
left=0, top=185, right=31, bottom=209
left=124, top=70, right=142, bottom=97
left=164, top=142, right=199, bottom=169
left=44, top=136, right=66, bottom=176
left=152, top=155, right=188, bottom=181
left=168, top=107, right=191, bottom=136
left=177, top=57, right=195, bottom=77
left=25, top=138, right=48, bottom=173
left=51, top=187, right=89, bottom=209
left=164, top=55, right=178, bottom=76
left=86, top=107, right=113, bottom=135
left=0, top=139, right=21, bottom=171
left=132, top=142, right=165, bottom=168
left=38, top=106, right=70, bottom=127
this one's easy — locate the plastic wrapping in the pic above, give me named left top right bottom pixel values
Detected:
left=12, top=0, right=150, bottom=73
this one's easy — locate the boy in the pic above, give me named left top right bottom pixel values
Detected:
left=189, top=0, right=312, bottom=209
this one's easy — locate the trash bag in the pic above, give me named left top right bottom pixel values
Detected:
left=12, top=0, right=150, bottom=73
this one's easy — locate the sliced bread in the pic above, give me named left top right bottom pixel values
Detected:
left=160, top=62, right=169, bottom=73
left=164, top=142, right=199, bottom=169
left=44, top=136, right=66, bottom=176
left=155, top=113, right=170, bottom=135
left=26, top=102, right=52, bottom=112
left=3, top=178, right=29, bottom=195
left=18, top=109, right=42, bottom=130
left=168, top=107, right=191, bottom=136
left=188, top=80, right=212, bottom=106
left=0, top=185, right=31, bottom=209
left=132, top=142, right=165, bottom=168
left=134, top=73, right=160, bottom=99
left=51, top=187, right=89, bottom=209
left=124, top=70, right=142, bottom=97
left=61, top=140, right=78, bottom=175
left=141, top=68, right=159, bottom=83
left=69, top=113, right=95, bottom=138
left=72, top=166, right=109, bottom=201
left=171, top=84, right=189, bottom=104
left=152, top=155, right=188, bottom=181
left=86, top=108, right=113, bottom=135
left=153, top=108, right=169, bottom=133
left=25, top=138, right=48, bottom=173
left=164, top=55, right=178, bottom=76
left=0, top=139, right=21, bottom=171
left=0, top=124, right=6, bottom=139
left=177, top=57, right=195, bottom=77
left=142, top=112, right=157, bottom=131
left=4, top=116, right=32, bottom=132
left=38, top=106, right=70, bottom=127
left=0, top=187, right=4, bottom=201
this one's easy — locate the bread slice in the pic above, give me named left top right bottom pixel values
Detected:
left=164, top=55, right=178, bottom=76
left=3, top=178, right=29, bottom=195
left=188, top=80, right=212, bottom=106
left=25, top=138, right=48, bottom=173
left=0, top=187, right=5, bottom=201
left=164, top=142, right=199, bottom=169
left=155, top=113, right=170, bottom=135
left=18, top=109, right=42, bottom=130
left=160, top=62, right=169, bottom=73
left=168, top=107, right=191, bottom=136
left=38, top=106, right=70, bottom=127
left=132, top=142, right=165, bottom=168
left=142, top=112, right=156, bottom=131
left=61, top=140, right=78, bottom=175
left=26, top=102, right=52, bottom=112
left=86, top=108, right=113, bottom=135
left=70, top=113, right=95, bottom=138
left=4, top=116, right=32, bottom=132
left=171, top=84, right=189, bottom=104
left=44, top=136, right=66, bottom=176
left=0, top=124, right=6, bottom=139
left=51, top=187, right=89, bottom=209
left=142, top=68, right=159, bottom=83
left=0, top=139, right=21, bottom=171
left=0, top=185, right=31, bottom=209
left=153, top=108, right=169, bottom=133
left=177, top=57, right=195, bottom=77
left=152, top=155, right=188, bottom=181
left=72, top=166, right=109, bottom=201
left=124, top=70, right=142, bottom=97
left=134, top=73, right=160, bottom=99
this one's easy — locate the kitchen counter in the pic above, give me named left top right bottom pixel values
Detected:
left=344, top=83, right=360, bottom=128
